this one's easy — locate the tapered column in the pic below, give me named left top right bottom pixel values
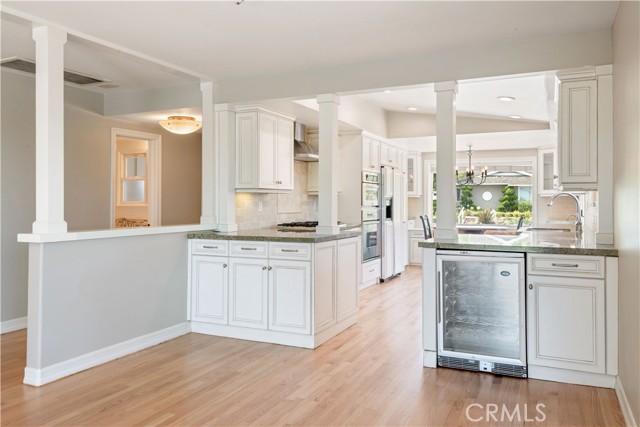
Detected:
left=434, top=81, right=458, bottom=241
left=316, top=93, right=340, bottom=235
left=215, top=103, right=237, bottom=232
left=200, top=82, right=217, bottom=226
left=31, top=26, right=67, bottom=234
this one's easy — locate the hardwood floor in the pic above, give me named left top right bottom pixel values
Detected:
left=1, top=266, right=624, bottom=426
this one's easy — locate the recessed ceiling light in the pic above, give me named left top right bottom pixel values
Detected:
left=384, top=90, right=392, bottom=93
left=497, top=96, right=516, bottom=102
left=407, top=107, right=417, bottom=111
left=509, top=115, right=523, bottom=119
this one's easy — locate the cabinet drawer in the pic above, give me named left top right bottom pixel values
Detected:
left=192, top=240, right=228, bottom=256
left=229, top=241, right=268, bottom=258
left=269, top=242, right=311, bottom=261
left=409, top=230, right=424, bottom=238
left=362, top=259, right=381, bottom=283
left=527, top=254, right=604, bottom=279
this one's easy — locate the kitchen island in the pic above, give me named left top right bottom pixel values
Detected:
left=188, top=228, right=362, bottom=349
left=419, top=231, right=618, bottom=389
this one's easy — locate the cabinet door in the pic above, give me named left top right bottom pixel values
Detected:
left=258, top=113, right=278, bottom=189
left=559, top=79, right=598, bottom=189
left=336, top=237, right=360, bottom=321
left=527, top=275, right=605, bottom=373
left=409, top=237, right=422, bottom=265
left=276, top=117, right=294, bottom=190
left=236, top=112, right=258, bottom=188
left=228, top=257, right=269, bottom=329
left=369, top=139, right=381, bottom=171
left=191, top=255, right=228, bottom=324
left=314, top=241, right=337, bottom=332
left=269, top=260, right=311, bottom=334
left=362, top=137, right=372, bottom=170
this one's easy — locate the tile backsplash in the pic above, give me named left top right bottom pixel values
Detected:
left=236, top=161, right=318, bottom=230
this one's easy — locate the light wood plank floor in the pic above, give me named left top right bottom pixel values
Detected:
left=1, top=267, right=624, bottom=426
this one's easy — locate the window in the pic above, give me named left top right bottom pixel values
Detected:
left=120, top=153, right=147, bottom=205
left=517, top=186, right=532, bottom=202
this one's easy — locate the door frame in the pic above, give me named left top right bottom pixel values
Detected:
left=110, top=128, right=162, bottom=227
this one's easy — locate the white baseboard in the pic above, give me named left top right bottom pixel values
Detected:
left=192, top=322, right=315, bottom=349
left=616, top=377, right=638, bottom=427
left=423, top=350, right=437, bottom=368
left=528, top=365, right=616, bottom=388
left=1, top=317, right=27, bottom=334
left=23, top=322, right=191, bottom=387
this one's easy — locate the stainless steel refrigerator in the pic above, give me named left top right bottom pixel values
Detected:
left=380, top=166, right=406, bottom=281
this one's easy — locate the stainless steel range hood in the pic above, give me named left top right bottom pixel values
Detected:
left=294, top=122, right=319, bottom=162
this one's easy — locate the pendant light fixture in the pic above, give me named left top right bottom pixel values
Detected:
left=159, top=116, right=202, bottom=134
left=456, top=146, right=488, bottom=186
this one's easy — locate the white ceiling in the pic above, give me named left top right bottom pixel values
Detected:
left=400, top=129, right=556, bottom=153
left=2, top=1, right=620, bottom=83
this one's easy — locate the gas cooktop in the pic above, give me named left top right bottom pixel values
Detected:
left=277, top=221, right=319, bottom=228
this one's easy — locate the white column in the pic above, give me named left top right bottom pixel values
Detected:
left=596, top=65, right=614, bottom=245
left=434, top=81, right=459, bottom=241
left=316, top=93, right=341, bottom=235
left=215, top=103, right=237, bottom=232
left=200, top=81, right=217, bottom=226
left=31, top=26, right=67, bottom=234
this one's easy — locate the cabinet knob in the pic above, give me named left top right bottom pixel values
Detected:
left=268, top=266, right=273, bottom=271
left=262, top=266, right=267, bottom=270
left=528, top=284, right=533, bottom=290
left=223, top=263, right=228, bottom=268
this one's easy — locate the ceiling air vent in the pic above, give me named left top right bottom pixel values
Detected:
left=1, top=57, right=108, bottom=86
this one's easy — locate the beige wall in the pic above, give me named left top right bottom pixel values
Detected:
left=1, top=70, right=202, bottom=322
left=613, top=1, right=640, bottom=424
left=236, top=161, right=318, bottom=230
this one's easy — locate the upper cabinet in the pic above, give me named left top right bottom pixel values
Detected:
left=236, top=107, right=294, bottom=192
left=380, top=143, right=399, bottom=167
left=407, top=153, right=422, bottom=197
left=557, top=75, right=598, bottom=190
left=537, top=147, right=558, bottom=196
left=362, top=137, right=380, bottom=172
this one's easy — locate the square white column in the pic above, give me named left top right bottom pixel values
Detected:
left=31, top=26, right=67, bottom=234
left=200, top=81, right=217, bottom=226
left=434, top=81, right=459, bottom=241
left=215, top=103, right=237, bottom=232
left=316, top=93, right=341, bottom=235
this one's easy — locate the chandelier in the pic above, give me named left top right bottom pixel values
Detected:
left=456, top=147, right=488, bottom=186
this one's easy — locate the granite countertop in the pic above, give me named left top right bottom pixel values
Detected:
left=418, top=230, right=618, bottom=257
left=188, top=226, right=361, bottom=243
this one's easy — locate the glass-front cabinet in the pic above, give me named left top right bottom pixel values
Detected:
left=538, top=147, right=558, bottom=195
left=407, top=153, right=422, bottom=197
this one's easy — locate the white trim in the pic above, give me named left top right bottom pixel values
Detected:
left=110, top=128, right=162, bottom=228
left=423, top=350, right=437, bottom=368
left=616, top=377, right=638, bottom=427
left=23, top=322, right=191, bottom=387
left=528, top=365, right=615, bottom=388
left=1, top=317, right=27, bottom=334
left=191, top=321, right=315, bottom=349
left=17, top=224, right=213, bottom=243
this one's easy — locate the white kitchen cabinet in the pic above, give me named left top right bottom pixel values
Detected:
left=336, top=236, right=360, bottom=321
left=527, top=274, right=605, bottom=374
left=228, top=257, right=269, bottom=330
left=191, top=255, right=228, bottom=324
left=399, top=150, right=408, bottom=174
left=407, top=154, right=422, bottom=197
left=314, top=240, right=337, bottom=332
left=269, top=259, right=311, bottom=334
left=381, top=143, right=399, bottom=167
left=408, top=230, right=423, bottom=265
left=362, top=137, right=381, bottom=172
left=236, top=107, right=295, bottom=192
left=537, top=147, right=558, bottom=196
left=557, top=78, right=598, bottom=190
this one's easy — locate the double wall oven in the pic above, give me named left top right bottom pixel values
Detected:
left=362, top=172, right=381, bottom=261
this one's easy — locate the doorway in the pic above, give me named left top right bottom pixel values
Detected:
left=110, top=128, right=162, bottom=228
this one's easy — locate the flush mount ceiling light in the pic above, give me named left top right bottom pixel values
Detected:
left=497, top=96, right=516, bottom=102
left=159, top=116, right=202, bottom=134
left=407, top=107, right=417, bottom=111
left=509, top=115, right=523, bottom=119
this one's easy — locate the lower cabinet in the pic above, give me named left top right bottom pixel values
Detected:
left=527, top=274, right=606, bottom=374
left=408, top=230, right=423, bottom=265
left=228, top=257, right=269, bottom=330
left=191, top=255, right=228, bottom=324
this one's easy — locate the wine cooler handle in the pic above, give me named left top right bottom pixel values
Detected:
left=436, top=271, right=441, bottom=324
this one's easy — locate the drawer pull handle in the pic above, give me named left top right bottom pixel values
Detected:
left=281, top=249, right=299, bottom=253
left=241, top=247, right=258, bottom=251
left=552, top=263, right=579, bottom=268
left=202, top=245, right=218, bottom=249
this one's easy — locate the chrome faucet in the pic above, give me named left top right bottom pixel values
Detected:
left=547, top=192, right=583, bottom=235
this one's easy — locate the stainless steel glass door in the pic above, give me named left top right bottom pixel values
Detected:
left=436, top=251, right=526, bottom=366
